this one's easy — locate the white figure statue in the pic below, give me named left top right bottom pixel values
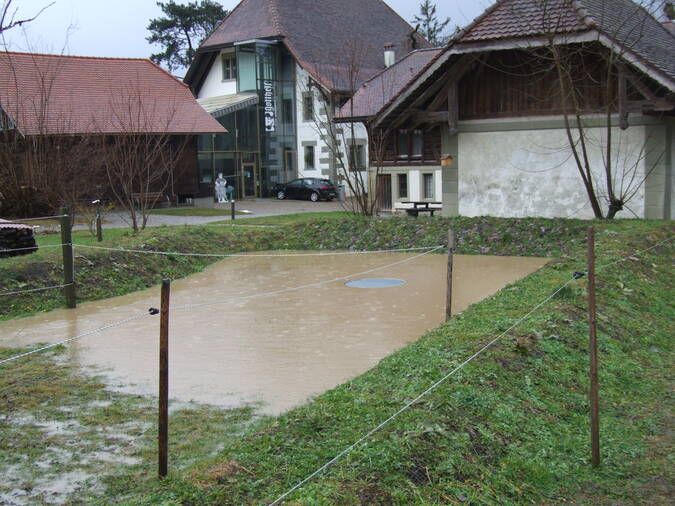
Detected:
left=215, top=173, right=227, bottom=203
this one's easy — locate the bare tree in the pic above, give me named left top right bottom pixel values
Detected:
left=0, top=52, right=102, bottom=219
left=301, top=43, right=398, bottom=215
left=533, top=0, right=671, bottom=218
left=0, top=0, right=53, bottom=35
left=96, top=82, right=189, bottom=232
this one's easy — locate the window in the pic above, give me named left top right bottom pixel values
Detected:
left=349, top=144, right=366, bottom=171
left=304, top=146, right=315, bottom=169
left=423, top=173, right=434, bottom=199
left=397, top=129, right=424, bottom=160
left=282, top=99, right=293, bottom=124
left=397, top=173, right=408, bottom=199
left=303, top=93, right=314, bottom=121
left=222, top=53, right=237, bottom=81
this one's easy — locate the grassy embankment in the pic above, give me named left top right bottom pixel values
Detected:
left=0, top=216, right=672, bottom=504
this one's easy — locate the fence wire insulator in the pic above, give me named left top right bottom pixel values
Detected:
left=573, top=271, right=587, bottom=280
left=148, top=307, right=160, bottom=315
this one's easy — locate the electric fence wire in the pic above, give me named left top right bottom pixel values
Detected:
left=267, top=232, right=675, bottom=505
left=2, top=215, right=68, bottom=223
left=0, top=243, right=68, bottom=254
left=171, top=246, right=444, bottom=312
left=74, top=244, right=443, bottom=258
left=267, top=275, right=578, bottom=506
left=596, top=234, right=674, bottom=272
left=0, top=312, right=149, bottom=367
left=0, top=246, right=443, bottom=367
left=0, top=283, right=73, bottom=298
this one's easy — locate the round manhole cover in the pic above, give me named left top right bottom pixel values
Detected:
left=345, top=278, right=406, bottom=288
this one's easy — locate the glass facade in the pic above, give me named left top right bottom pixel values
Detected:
left=197, top=42, right=297, bottom=199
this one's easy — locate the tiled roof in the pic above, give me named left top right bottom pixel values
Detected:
left=0, top=52, right=226, bottom=136
left=355, top=0, right=674, bottom=125
left=461, top=0, right=588, bottom=42
left=191, top=0, right=432, bottom=92
left=336, top=49, right=441, bottom=120
left=459, top=0, right=675, bottom=81
left=581, top=0, right=675, bottom=81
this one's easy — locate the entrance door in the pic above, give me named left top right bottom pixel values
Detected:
left=242, top=163, right=257, bottom=198
left=377, top=174, right=392, bottom=212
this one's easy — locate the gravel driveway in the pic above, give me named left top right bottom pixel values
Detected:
left=72, top=198, right=348, bottom=230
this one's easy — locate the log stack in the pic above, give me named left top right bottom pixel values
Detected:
left=0, top=220, right=38, bottom=257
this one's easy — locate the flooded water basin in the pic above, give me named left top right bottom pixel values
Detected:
left=0, top=252, right=548, bottom=414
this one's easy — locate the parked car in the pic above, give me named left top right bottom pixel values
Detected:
left=274, top=178, right=337, bottom=202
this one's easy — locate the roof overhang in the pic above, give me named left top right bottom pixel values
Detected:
left=197, top=93, right=259, bottom=119
left=374, top=29, right=675, bottom=127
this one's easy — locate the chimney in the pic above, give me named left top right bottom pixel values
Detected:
left=384, top=43, right=395, bottom=68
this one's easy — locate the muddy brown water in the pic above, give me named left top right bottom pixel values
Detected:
left=1, top=252, right=548, bottom=414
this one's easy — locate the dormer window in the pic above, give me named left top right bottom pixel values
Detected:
left=221, top=53, right=237, bottom=81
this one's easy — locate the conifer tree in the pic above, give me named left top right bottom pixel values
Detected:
left=411, top=0, right=451, bottom=47
left=147, top=0, right=227, bottom=72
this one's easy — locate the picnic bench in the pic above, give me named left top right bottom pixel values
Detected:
left=401, top=201, right=442, bottom=217
left=130, top=192, right=169, bottom=208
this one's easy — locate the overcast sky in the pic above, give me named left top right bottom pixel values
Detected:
left=2, top=0, right=494, bottom=63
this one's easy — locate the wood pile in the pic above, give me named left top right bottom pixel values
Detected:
left=0, top=220, right=38, bottom=257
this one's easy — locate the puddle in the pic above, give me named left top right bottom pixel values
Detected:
left=0, top=252, right=548, bottom=414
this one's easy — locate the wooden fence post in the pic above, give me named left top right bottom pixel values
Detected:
left=158, top=279, right=170, bottom=478
left=587, top=227, right=600, bottom=468
left=96, top=204, right=103, bottom=242
left=446, top=229, right=454, bottom=320
left=59, top=207, right=76, bottom=308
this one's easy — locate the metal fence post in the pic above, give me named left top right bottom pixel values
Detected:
left=96, top=204, right=103, bottom=242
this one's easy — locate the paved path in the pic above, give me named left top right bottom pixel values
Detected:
left=72, top=198, right=348, bottom=230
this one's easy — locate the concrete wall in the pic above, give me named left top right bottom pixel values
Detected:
left=197, top=49, right=237, bottom=99
left=456, top=116, right=657, bottom=218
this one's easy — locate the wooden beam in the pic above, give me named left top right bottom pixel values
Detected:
left=410, top=110, right=449, bottom=123
left=618, top=66, right=628, bottom=130
left=427, top=54, right=477, bottom=113
left=626, top=99, right=675, bottom=113
left=448, top=81, right=458, bottom=134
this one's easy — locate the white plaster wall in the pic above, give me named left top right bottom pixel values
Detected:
left=435, top=169, right=443, bottom=202
left=197, top=50, right=238, bottom=99
left=409, top=169, right=421, bottom=200
left=295, top=65, right=324, bottom=178
left=458, top=125, right=647, bottom=218
left=295, top=65, right=368, bottom=194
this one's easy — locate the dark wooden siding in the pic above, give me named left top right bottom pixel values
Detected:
left=370, top=126, right=442, bottom=166
left=458, top=47, right=616, bottom=120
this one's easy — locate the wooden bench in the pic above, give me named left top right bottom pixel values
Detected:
left=401, top=201, right=442, bottom=217
left=130, top=192, right=168, bottom=208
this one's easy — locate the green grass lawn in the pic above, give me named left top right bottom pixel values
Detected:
left=149, top=207, right=248, bottom=216
left=211, top=211, right=355, bottom=226
left=0, top=217, right=672, bottom=504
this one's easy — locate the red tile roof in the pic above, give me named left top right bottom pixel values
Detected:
left=336, top=49, right=441, bottom=120
left=461, top=0, right=588, bottom=42
left=0, top=52, right=226, bottom=136
left=190, top=0, right=432, bottom=92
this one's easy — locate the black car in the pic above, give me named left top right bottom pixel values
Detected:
left=274, top=178, right=337, bottom=202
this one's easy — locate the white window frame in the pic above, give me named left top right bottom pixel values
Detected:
left=221, top=53, right=237, bottom=81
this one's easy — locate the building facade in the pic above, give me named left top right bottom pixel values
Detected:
left=339, top=0, right=675, bottom=219
left=184, top=0, right=431, bottom=201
